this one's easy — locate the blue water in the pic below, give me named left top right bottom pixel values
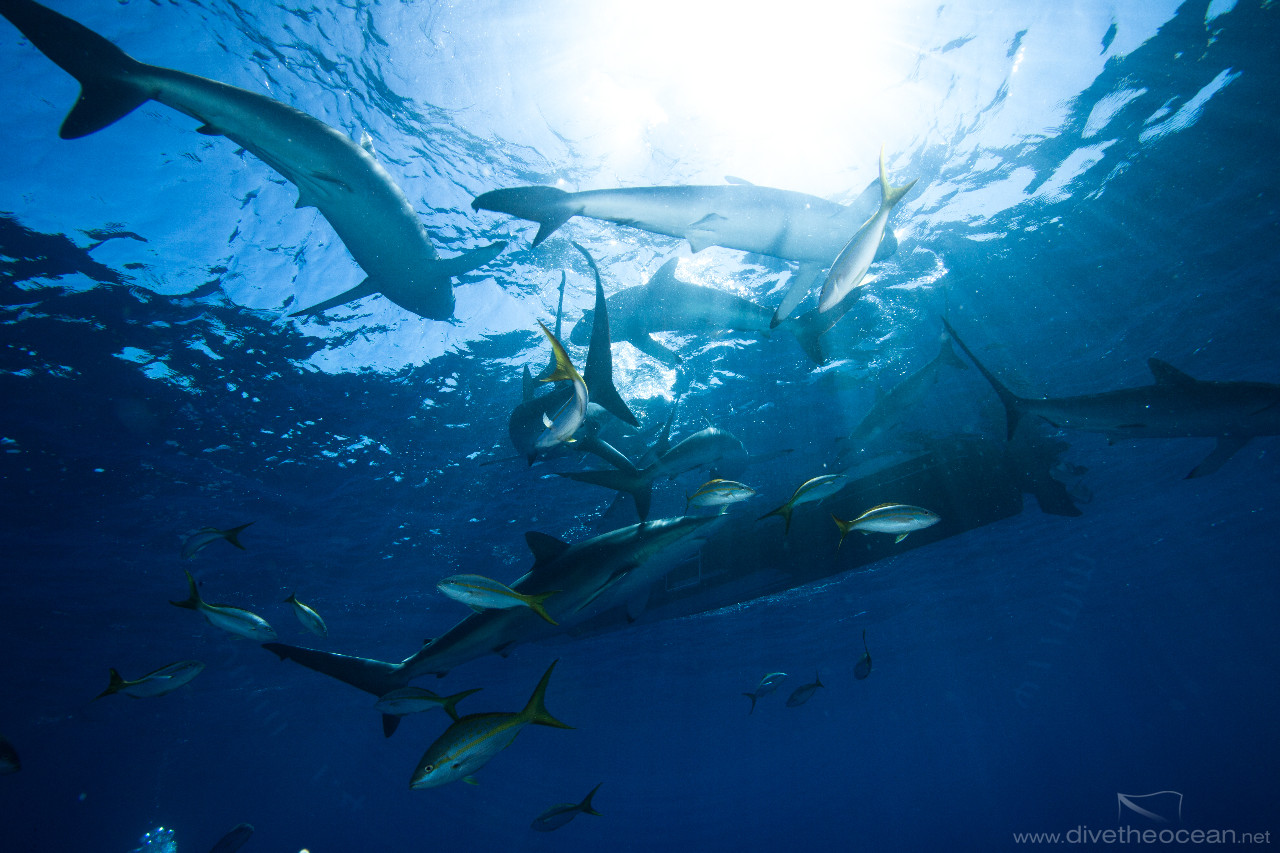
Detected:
left=2, top=0, right=1278, bottom=850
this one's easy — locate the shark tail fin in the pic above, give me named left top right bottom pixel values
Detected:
left=557, top=468, right=654, bottom=521
left=95, top=668, right=126, bottom=700
left=1, top=0, right=153, bottom=139
left=581, top=782, right=604, bottom=816
left=471, top=186, right=578, bottom=247
left=878, top=145, right=918, bottom=210
left=438, top=687, right=483, bottom=722
left=169, top=569, right=202, bottom=610
left=537, top=321, right=584, bottom=385
left=941, top=317, right=1026, bottom=439
left=743, top=692, right=758, bottom=714
left=573, top=241, right=640, bottom=426
left=261, top=643, right=408, bottom=699
left=224, top=521, right=254, bottom=550
left=757, top=502, right=796, bottom=534
left=521, top=659, right=573, bottom=729
left=524, top=591, right=560, bottom=626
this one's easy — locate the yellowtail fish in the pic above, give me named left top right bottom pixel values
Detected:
left=534, top=321, right=589, bottom=451
left=743, top=671, right=787, bottom=714
left=180, top=522, right=254, bottom=560
left=532, top=782, right=604, bottom=832
left=374, top=686, right=482, bottom=721
left=170, top=570, right=277, bottom=641
left=0, top=734, right=21, bottom=774
left=817, top=147, right=917, bottom=313
left=786, top=672, right=825, bottom=707
left=437, top=574, right=559, bottom=626
left=832, top=503, right=939, bottom=548
left=854, top=630, right=872, bottom=680
left=95, top=660, right=205, bottom=699
left=757, top=474, right=849, bottom=534
left=685, top=479, right=756, bottom=512
left=284, top=593, right=328, bottom=638
left=409, top=659, right=572, bottom=789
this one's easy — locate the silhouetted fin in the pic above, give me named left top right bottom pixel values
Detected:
left=472, top=186, right=577, bottom=247
left=525, top=531, right=572, bottom=568
left=428, top=241, right=508, bottom=280
left=262, top=643, right=405, bottom=697
left=558, top=468, right=653, bottom=521
left=770, top=263, right=821, bottom=328
left=571, top=242, right=639, bottom=426
left=942, top=317, right=1027, bottom=439
left=1149, top=358, right=1197, bottom=386
left=1186, top=435, right=1250, bottom=479
left=381, top=713, right=401, bottom=738
left=289, top=278, right=379, bottom=317
left=206, top=823, right=253, bottom=853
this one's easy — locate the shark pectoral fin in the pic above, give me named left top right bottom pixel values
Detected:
left=1186, top=436, right=1250, bottom=479
left=289, top=278, right=380, bottom=317
left=196, top=124, right=225, bottom=136
left=431, top=241, right=508, bottom=280
left=630, top=334, right=683, bottom=367
left=262, top=643, right=406, bottom=697
left=770, top=264, right=822, bottom=328
left=686, top=231, right=716, bottom=253
left=625, top=588, right=651, bottom=623
left=381, top=713, right=401, bottom=738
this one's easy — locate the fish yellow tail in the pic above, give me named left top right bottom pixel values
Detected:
left=537, top=322, right=585, bottom=386
left=878, top=145, right=918, bottom=210
left=524, top=591, right=560, bottom=626
left=757, top=502, right=796, bottom=534
left=169, top=569, right=203, bottom=610
left=831, top=514, right=856, bottom=551
left=438, top=687, right=484, bottom=722
left=521, top=660, right=573, bottom=729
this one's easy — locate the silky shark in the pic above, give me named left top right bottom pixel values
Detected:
left=471, top=177, right=898, bottom=325
left=0, top=0, right=504, bottom=321
left=567, top=257, right=837, bottom=366
left=263, top=516, right=714, bottom=732
left=943, top=318, right=1280, bottom=478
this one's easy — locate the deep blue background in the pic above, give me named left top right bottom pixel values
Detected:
left=1, top=0, right=1278, bottom=850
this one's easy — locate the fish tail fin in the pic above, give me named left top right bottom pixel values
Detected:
left=169, top=569, right=202, bottom=610
left=380, top=713, right=401, bottom=738
left=941, top=317, right=1026, bottom=439
left=471, top=186, right=577, bottom=247
left=743, top=693, right=758, bottom=714
left=537, top=321, right=584, bottom=385
left=1, top=0, right=153, bottom=139
left=525, top=591, right=560, bottom=626
left=831, top=514, right=854, bottom=551
left=878, top=145, right=917, bottom=209
left=757, top=502, right=796, bottom=534
left=573, top=241, right=640, bottom=426
left=581, top=782, right=604, bottom=816
left=95, top=668, right=126, bottom=700
left=522, top=659, right=573, bottom=729
left=224, top=521, right=254, bottom=550
left=557, top=468, right=654, bottom=521
left=438, top=687, right=484, bottom=722
left=783, top=310, right=832, bottom=365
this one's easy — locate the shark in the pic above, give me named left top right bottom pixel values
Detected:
left=566, top=257, right=839, bottom=366
left=0, top=0, right=504, bottom=321
left=471, top=177, right=898, bottom=325
left=263, top=516, right=714, bottom=734
left=943, top=318, right=1280, bottom=478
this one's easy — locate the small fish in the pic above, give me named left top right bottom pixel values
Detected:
left=284, top=593, right=328, bottom=638
left=437, top=573, right=559, bottom=626
left=410, top=659, right=572, bottom=789
left=685, top=478, right=756, bottom=512
left=95, top=660, right=205, bottom=699
left=832, top=503, right=939, bottom=548
left=374, top=686, right=483, bottom=721
left=855, top=630, right=872, bottom=680
left=743, top=671, right=787, bottom=714
left=170, top=570, right=277, bottom=641
left=180, top=522, right=254, bottom=560
left=757, top=474, right=849, bottom=534
left=534, top=321, right=589, bottom=451
left=0, top=734, right=19, bottom=774
left=786, top=672, right=825, bottom=707
left=532, top=782, right=604, bottom=832
left=817, top=147, right=916, bottom=313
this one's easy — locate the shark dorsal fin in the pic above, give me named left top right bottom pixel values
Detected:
left=724, top=175, right=755, bottom=186
left=1149, top=359, right=1196, bottom=387
left=573, top=242, right=639, bottom=427
left=646, top=258, right=683, bottom=291
left=521, top=364, right=535, bottom=402
left=525, top=531, right=572, bottom=568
